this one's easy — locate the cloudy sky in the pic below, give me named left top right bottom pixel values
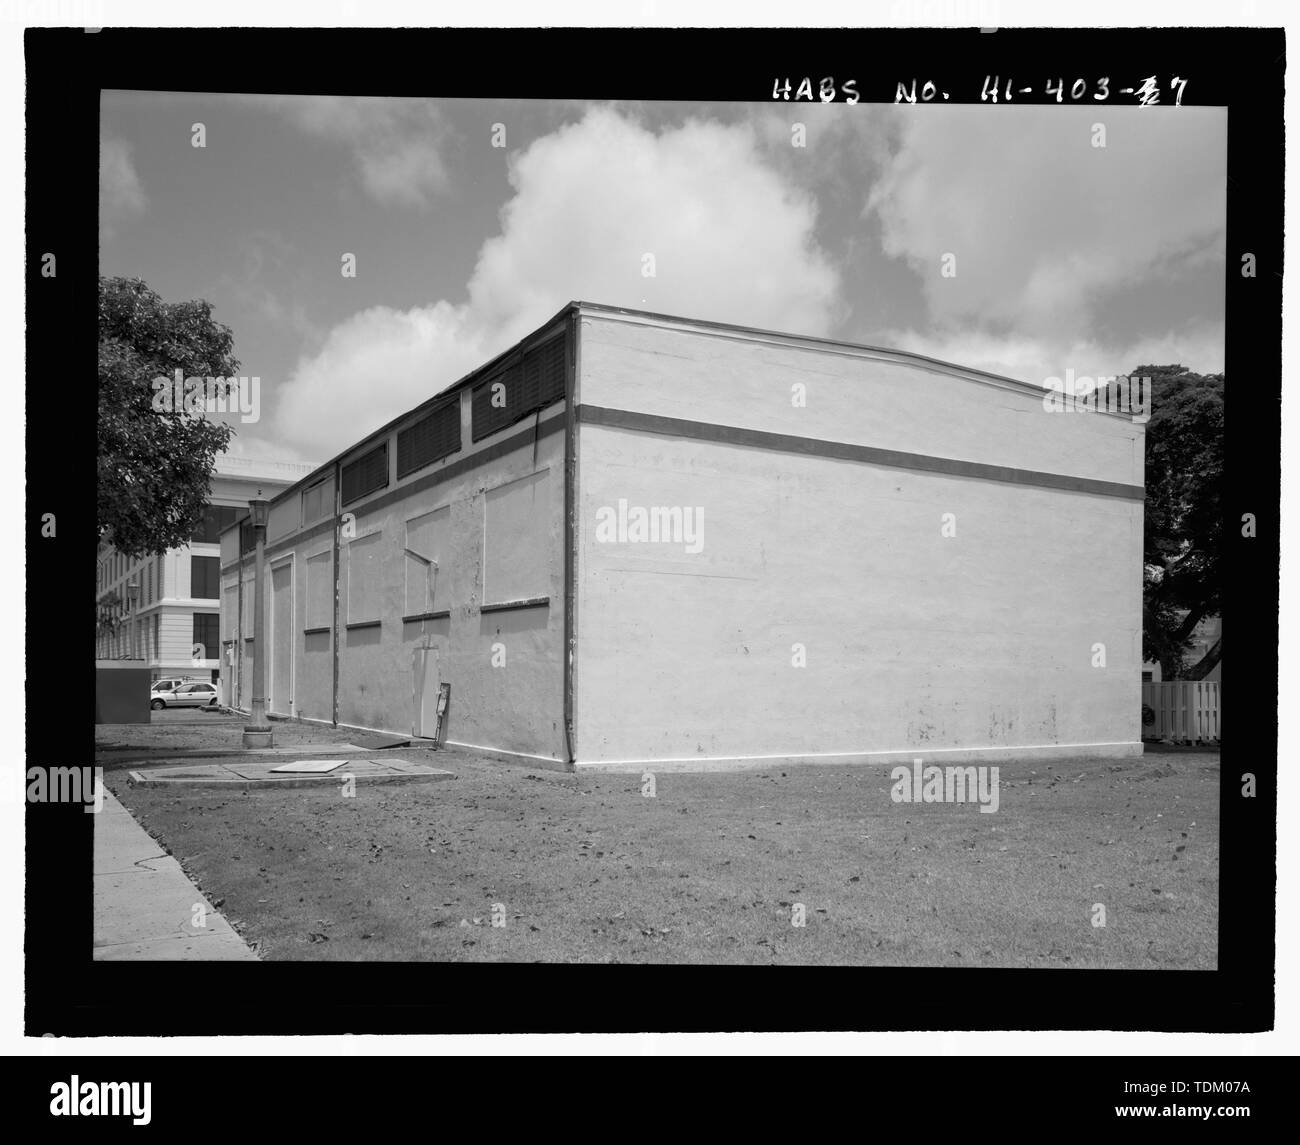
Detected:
left=100, top=93, right=1226, bottom=465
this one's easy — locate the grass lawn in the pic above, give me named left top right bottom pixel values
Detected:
left=107, top=750, right=1219, bottom=966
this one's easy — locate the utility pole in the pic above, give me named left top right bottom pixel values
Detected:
left=125, top=581, right=139, bottom=660
left=241, top=499, right=274, bottom=748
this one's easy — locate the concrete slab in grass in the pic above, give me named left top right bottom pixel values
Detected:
left=270, top=759, right=347, bottom=773
left=128, top=757, right=455, bottom=789
left=97, top=743, right=372, bottom=765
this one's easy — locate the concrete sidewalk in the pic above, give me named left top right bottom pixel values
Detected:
left=94, top=789, right=259, bottom=961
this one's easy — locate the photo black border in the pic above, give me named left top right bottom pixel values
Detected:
left=26, top=24, right=1280, bottom=1036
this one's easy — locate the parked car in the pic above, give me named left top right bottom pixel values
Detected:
left=150, top=677, right=197, bottom=695
left=150, top=682, right=219, bottom=710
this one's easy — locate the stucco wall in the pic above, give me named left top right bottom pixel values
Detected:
left=220, top=391, right=570, bottom=760
left=296, top=544, right=335, bottom=723
left=329, top=414, right=566, bottom=756
left=573, top=312, right=1144, bottom=767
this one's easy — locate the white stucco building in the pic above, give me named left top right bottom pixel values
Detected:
left=218, top=302, right=1145, bottom=769
left=96, top=455, right=315, bottom=683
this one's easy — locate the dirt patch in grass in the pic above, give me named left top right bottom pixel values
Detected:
left=108, top=752, right=1219, bottom=967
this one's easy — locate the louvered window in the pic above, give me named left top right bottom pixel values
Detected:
left=397, top=398, right=461, bottom=479
left=341, top=443, right=389, bottom=506
left=472, top=333, right=566, bottom=442
left=302, top=478, right=332, bottom=526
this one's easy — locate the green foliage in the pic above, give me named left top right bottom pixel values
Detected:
left=1138, top=364, right=1224, bottom=677
left=95, top=591, right=124, bottom=637
left=98, top=277, right=238, bottom=558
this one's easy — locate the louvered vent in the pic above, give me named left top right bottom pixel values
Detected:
left=340, top=442, right=389, bottom=506
left=397, top=398, right=461, bottom=479
left=472, top=333, right=567, bottom=442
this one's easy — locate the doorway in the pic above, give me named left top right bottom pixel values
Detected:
left=270, top=560, right=294, bottom=716
left=414, top=646, right=441, bottom=738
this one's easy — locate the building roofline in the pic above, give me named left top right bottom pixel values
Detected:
left=569, top=301, right=1101, bottom=407
left=213, top=455, right=318, bottom=480
left=255, top=301, right=580, bottom=512
left=247, top=298, right=1136, bottom=523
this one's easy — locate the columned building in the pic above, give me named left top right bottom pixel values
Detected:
left=96, top=455, right=315, bottom=684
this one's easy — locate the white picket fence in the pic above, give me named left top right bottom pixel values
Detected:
left=1142, top=680, right=1221, bottom=742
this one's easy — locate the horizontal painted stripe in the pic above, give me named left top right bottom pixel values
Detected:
left=325, top=407, right=564, bottom=528
left=481, top=596, right=550, bottom=613
left=577, top=405, right=1144, bottom=502
left=220, top=412, right=568, bottom=574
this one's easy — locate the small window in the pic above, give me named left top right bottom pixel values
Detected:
left=397, top=399, right=460, bottom=479
left=472, top=359, right=521, bottom=442
left=341, top=443, right=389, bottom=506
left=1141, top=671, right=1154, bottom=683
left=191, top=555, right=219, bottom=599
left=302, top=477, right=333, bottom=526
left=190, top=504, right=242, bottom=543
left=523, top=333, right=567, bottom=406
left=471, top=333, right=566, bottom=441
left=192, top=614, right=219, bottom=660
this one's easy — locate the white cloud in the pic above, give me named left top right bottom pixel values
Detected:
left=222, top=430, right=318, bottom=467
left=271, top=106, right=841, bottom=455
left=880, top=319, right=1226, bottom=391
left=263, top=96, right=450, bottom=209
left=866, top=106, right=1227, bottom=338
left=274, top=302, right=489, bottom=459
left=100, top=136, right=146, bottom=232
left=468, top=107, right=840, bottom=340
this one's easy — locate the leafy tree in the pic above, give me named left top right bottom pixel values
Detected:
left=95, top=591, right=124, bottom=638
left=1139, top=363, right=1224, bottom=678
left=98, top=277, right=237, bottom=558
